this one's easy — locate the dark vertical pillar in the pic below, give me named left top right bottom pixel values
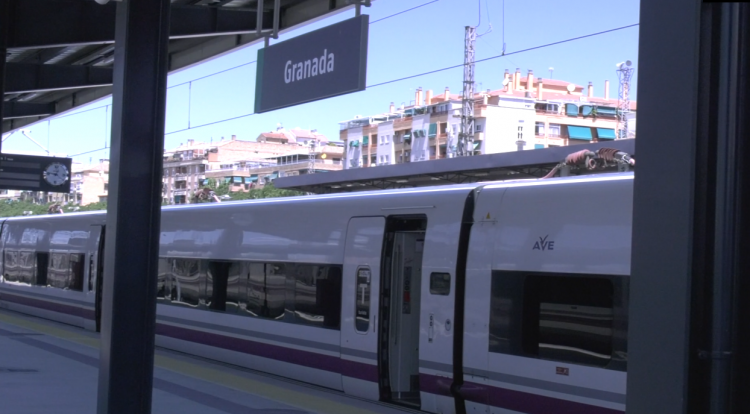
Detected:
left=96, top=0, right=170, bottom=413
left=0, top=0, right=9, bottom=146
left=626, top=0, right=702, bottom=413
left=731, top=7, right=750, bottom=413
left=630, top=2, right=750, bottom=414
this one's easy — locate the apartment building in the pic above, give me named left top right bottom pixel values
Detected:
left=164, top=129, right=343, bottom=203
left=341, top=69, right=635, bottom=169
left=69, top=160, right=109, bottom=205
left=204, top=143, right=344, bottom=192
left=163, top=135, right=298, bottom=204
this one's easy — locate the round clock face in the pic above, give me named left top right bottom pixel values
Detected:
left=43, top=162, right=69, bottom=186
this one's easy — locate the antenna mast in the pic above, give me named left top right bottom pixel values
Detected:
left=459, top=25, right=477, bottom=157
left=616, top=60, right=635, bottom=139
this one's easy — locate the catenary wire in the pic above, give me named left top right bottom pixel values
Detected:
left=70, top=22, right=640, bottom=156
left=370, top=0, right=439, bottom=24
left=366, top=23, right=639, bottom=88
left=168, top=23, right=639, bottom=135
left=42, top=0, right=439, bottom=130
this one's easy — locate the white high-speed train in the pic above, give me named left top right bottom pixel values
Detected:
left=0, top=173, right=632, bottom=414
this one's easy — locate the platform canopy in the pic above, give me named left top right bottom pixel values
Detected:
left=1, top=0, right=366, bottom=134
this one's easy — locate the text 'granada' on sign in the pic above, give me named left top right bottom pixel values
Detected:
left=284, top=49, right=335, bottom=84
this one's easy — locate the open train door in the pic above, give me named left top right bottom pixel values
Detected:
left=88, top=225, right=105, bottom=332
left=340, top=216, right=385, bottom=400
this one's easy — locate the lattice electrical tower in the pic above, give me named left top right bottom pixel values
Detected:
left=458, top=26, right=477, bottom=157
left=616, top=60, right=635, bottom=139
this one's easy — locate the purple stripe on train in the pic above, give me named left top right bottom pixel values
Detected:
left=4, top=292, right=624, bottom=414
left=155, top=322, right=379, bottom=382
left=419, top=375, right=624, bottom=414
left=0, top=292, right=95, bottom=320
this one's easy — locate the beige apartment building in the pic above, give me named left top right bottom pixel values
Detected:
left=341, top=69, right=636, bottom=169
left=69, top=160, right=110, bottom=205
left=163, top=129, right=343, bottom=204
left=162, top=135, right=296, bottom=204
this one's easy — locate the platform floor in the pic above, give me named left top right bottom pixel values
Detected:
left=0, top=310, right=417, bottom=414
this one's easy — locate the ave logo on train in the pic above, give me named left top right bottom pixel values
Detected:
left=532, top=235, right=555, bottom=251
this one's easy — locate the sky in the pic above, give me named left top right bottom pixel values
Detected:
left=1, top=0, right=641, bottom=166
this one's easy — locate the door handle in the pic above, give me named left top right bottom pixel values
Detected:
left=428, top=313, right=434, bottom=343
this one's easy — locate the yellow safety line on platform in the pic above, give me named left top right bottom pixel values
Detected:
left=0, top=311, right=378, bottom=414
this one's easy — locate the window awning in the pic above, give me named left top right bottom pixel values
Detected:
left=597, top=128, right=617, bottom=140
left=247, top=176, right=258, bottom=182
left=535, top=144, right=545, bottom=149
left=362, top=136, right=369, bottom=145
left=473, top=142, right=481, bottom=150
left=580, top=105, right=594, bottom=117
left=567, top=126, right=593, bottom=140
left=232, top=177, right=242, bottom=183
left=428, top=123, right=438, bottom=139
left=596, top=106, right=618, bottom=116
left=349, top=140, right=359, bottom=147
left=265, top=173, right=278, bottom=180
left=565, top=104, right=579, bottom=117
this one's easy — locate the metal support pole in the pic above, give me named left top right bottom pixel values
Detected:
left=459, top=26, right=476, bottom=157
left=272, top=0, right=280, bottom=39
left=256, top=0, right=264, bottom=37
left=96, top=0, right=171, bottom=413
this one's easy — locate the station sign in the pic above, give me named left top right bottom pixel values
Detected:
left=254, top=15, right=369, bottom=113
left=0, top=153, right=72, bottom=193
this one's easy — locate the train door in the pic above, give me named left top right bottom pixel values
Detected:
left=88, top=225, right=105, bottom=332
left=379, top=216, right=426, bottom=409
left=341, top=216, right=385, bottom=400
left=384, top=230, right=424, bottom=407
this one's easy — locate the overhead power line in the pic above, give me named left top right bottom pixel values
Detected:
left=38, top=1, right=439, bottom=130
left=70, top=22, right=640, bottom=156
left=367, top=23, right=639, bottom=88
left=370, top=0, right=439, bottom=24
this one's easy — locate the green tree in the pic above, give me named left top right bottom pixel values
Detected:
left=227, top=183, right=305, bottom=201
left=0, top=200, right=48, bottom=217
left=78, top=202, right=107, bottom=212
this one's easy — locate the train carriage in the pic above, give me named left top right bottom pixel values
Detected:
left=0, top=173, right=633, bottom=414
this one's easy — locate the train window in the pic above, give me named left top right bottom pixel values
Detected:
left=4, top=250, right=18, bottom=282
left=18, top=251, right=34, bottom=285
left=291, top=264, right=342, bottom=330
left=48, top=253, right=70, bottom=289
left=489, top=271, right=628, bottom=371
left=226, top=262, right=244, bottom=313
left=69, top=254, right=85, bottom=291
left=355, top=266, right=371, bottom=333
left=265, top=263, right=287, bottom=319
left=245, top=263, right=266, bottom=317
left=156, top=258, right=171, bottom=303
left=429, top=272, right=451, bottom=295
left=171, top=259, right=202, bottom=307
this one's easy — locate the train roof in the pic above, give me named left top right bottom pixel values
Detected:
left=0, top=172, right=634, bottom=223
